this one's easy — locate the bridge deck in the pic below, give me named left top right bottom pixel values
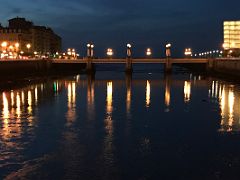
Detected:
left=52, top=58, right=208, bottom=64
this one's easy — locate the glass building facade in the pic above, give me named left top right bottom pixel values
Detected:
left=223, top=21, right=240, bottom=50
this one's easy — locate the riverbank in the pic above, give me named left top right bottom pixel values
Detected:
left=0, top=58, right=240, bottom=81
left=209, top=58, right=240, bottom=77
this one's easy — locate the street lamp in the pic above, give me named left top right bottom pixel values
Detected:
left=87, top=44, right=91, bottom=58
left=166, top=43, right=171, bottom=58
left=107, top=48, right=114, bottom=57
left=1, top=42, right=8, bottom=54
left=26, top=43, right=31, bottom=53
left=184, top=48, right=192, bottom=57
left=146, top=48, right=152, bottom=56
left=1, top=41, right=7, bottom=48
left=87, top=43, right=94, bottom=58
left=90, top=44, right=94, bottom=58
left=127, top=44, right=132, bottom=58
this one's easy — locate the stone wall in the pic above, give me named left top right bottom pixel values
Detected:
left=0, top=59, right=52, bottom=75
left=212, top=59, right=240, bottom=76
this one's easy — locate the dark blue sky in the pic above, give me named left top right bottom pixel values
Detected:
left=0, top=0, right=240, bottom=57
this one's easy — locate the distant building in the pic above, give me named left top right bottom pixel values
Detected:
left=0, top=17, right=61, bottom=55
left=223, top=21, right=240, bottom=50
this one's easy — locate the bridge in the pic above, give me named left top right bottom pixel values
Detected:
left=52, top=58, right=209, bottom=73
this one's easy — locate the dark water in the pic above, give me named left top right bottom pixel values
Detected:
left=1, top=65, right=240, bottom=180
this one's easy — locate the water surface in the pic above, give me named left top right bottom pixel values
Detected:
left=1, top=66, right=240, bottom=179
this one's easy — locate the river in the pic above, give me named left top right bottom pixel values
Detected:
left=1, top=65, right=240, bottom=179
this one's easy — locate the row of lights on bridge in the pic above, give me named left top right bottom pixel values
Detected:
left=184, top=48, right=224, bottom=57
left=85, top=43, right=172, bottom=58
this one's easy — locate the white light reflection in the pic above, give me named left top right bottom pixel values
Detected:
left=66, top=82, right=77, bottom=124
left=11, top=91, right=14, bottom=106
left=35, top=87, right=38, bottom=104
left=146, top=80, right=151, bottom=108
left=28, top=90, right=32, bottom=114
left=87, top=78, right=95, bottom=120
left=2, top=92, right=10, bottom=139
left=3, top=92, right=9, bottom=119
left=105, top=81, right=113, bottom=135
left=21, top=91, right=25, bottom=105
left=228, top=88, right=235, bottom=129
left=184, top=81, right=191, bottom=103
left=217, top=82, right=240, bottom=132
left=165, top=77, right=171, bottom=111
left=16, top=93, right=21, bottom=118
left=103, top=81, right=114, bottom=170
left=126, top=87, right=131, bottom=115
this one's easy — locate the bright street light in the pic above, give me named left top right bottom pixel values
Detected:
left=146, top=48, right=152, bottom=56
left=1, top=41, right=7, bottom=47
left=184, top=48, right=192, bottom=56
left=166, top=43, right=171, bottom=48
left=15, top=43, right=19, bottom=48
left=107, top=48, right=114, bottom=56
left=127, top=44, right=132, bottom=48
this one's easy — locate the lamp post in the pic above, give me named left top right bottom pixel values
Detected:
left=146, top=48, right=152, bottom=57
left=1, top=42, right=8, bottom=59
left=26, top=43, right=31, bottom=55
left=127, top=44, right=132, bottom=58
left=87, top=43, right=94, bottom=58
left=90, top=44, right=94, bottom=58
left=15, top=43, right=19, bottom=58
left=184, top=48, right=192, bottom=57
left=1, top=41, right=7, bottom=52
left=166, top=43, right=171, bottom=58
left=165, top=43, right=172, bottom=72
left=107, top=48, right=114, bottom=58
left=72, top=49, right=76, bottom=59
left=86, top=43, right=95, bottom=73
left=87, top=44, right=91, bottom=58
left=126, top=44, right=132, bottom=73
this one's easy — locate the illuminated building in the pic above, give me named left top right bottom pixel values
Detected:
left=0, top=17, right=61, bottom=55
left=223, top=21, right=240, bottom=56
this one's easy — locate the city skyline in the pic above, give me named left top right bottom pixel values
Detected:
left=0, top=0, right=240, bottom=56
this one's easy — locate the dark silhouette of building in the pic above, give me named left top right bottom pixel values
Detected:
left=0, top=17, right=61, bottom=54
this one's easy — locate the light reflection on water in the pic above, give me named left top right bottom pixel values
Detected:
left=184, top=81, right=191, bottom=103
left=1, top=72, right=240, bottom=179
left=105, top=81, right=113, bottom=134
left=66, top=82, right=77, bottom=125
left=209, top=81, right=240, bottom=132
left=146, top=80, right=151, bottom=108
left=0, top=84, right=43, bottom=171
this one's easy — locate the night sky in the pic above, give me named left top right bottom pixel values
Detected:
left=0, top=0, right=240, bottom=57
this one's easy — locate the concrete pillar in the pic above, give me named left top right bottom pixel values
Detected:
left=126, top=44, right=133, bottom=73
left=165, top=43, right=172, bottom=73
left=87, top=72, right=95, bottom=92
left=165, top=57, right=172, bottom=73
left=206, top=59, right=214, bottom=72
left=86, top=58, right=95, bottom=74
left=126, top=57, right=133, bottom=73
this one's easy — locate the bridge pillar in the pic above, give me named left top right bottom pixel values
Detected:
left=126, top=58, right=133, bottom=73
left=86, top=58, right=95, bottom=74
left=165, top=58, right=172, bottom=73
left=125, top=44, right=133, bottom=73
left=206, top=59, right=214, bottom=72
